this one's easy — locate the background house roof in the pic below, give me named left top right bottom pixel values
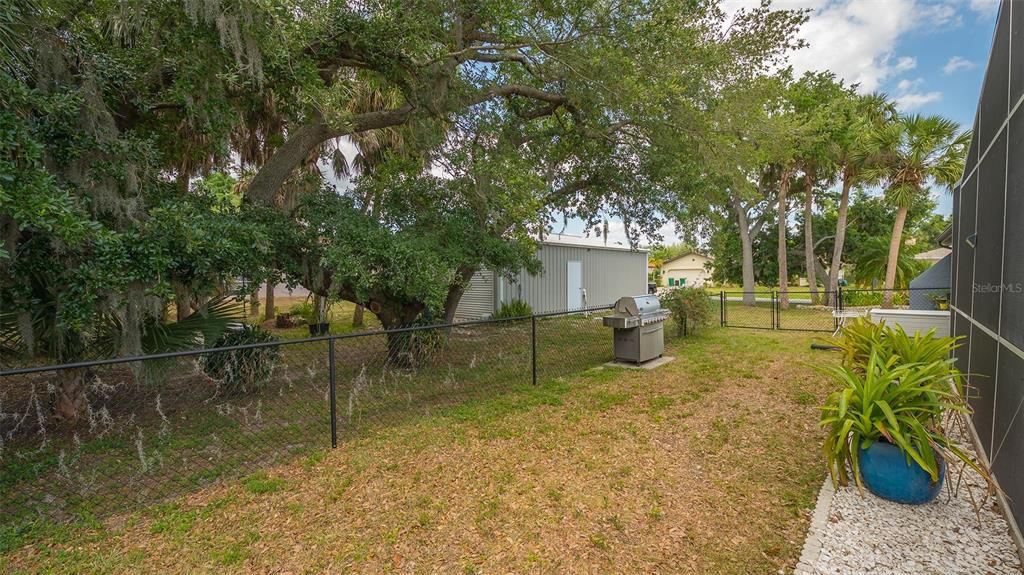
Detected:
left=914, top=247, right=952, bottom=262
left=541, top=234, right=648, bottom=252
left=662, top=251, right=714, bottom=266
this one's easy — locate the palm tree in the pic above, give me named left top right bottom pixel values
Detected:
left=864, top=114, right=969, bottom=307
left=776, top=164, right=795, bottom=308
left=848, top=236, right=920, bottom=289
left=825, top=93, right=896, bottom=305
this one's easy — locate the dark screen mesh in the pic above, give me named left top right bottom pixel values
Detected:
left=951, top=183, right=961, bottom=308
left=959, top=0, right=1024, bottom=543
left=968, top=326, right=998, bottom=455
left=1002, top=110, right=1024, bottom=349
left=981, top=1, right=1011, bottom=146
left=956, top=174, right=978, bottom=315
left=1011, top=1, right=1024, bottom=107
left=967, top=106, right=981, bottom=173
left=973, top=131, right=1007, bottom=331
left=992, top=350, right=1024, bottom=532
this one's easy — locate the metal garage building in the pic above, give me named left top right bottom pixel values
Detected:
left=454, top=235, right=648, bottom=319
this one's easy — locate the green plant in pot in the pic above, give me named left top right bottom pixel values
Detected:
left=819, top=320, right=991, bottom=504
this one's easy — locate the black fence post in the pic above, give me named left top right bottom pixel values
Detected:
left=720, top=291, right=726, bottom=327
left=771, top=291, right=777, bottom=330
left=328, top=337, right=337, bottom=449
left=531, top=315, right=537, bottom=386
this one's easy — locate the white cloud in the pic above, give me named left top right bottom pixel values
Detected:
left=892, top=73, right=942, bottom=111
left=967, top=0, right=999, bottom=16
left=896, top=77, right=924, bottom=92
left=721, top=1, right=970, bottom=94
left=943, top=56, right=976, bottom=74
left=894, top=56, right=917, bottom=73
left=894, top=91, right=943, bottom=110
left=785, top=0, right=916, bottom=91
left=918, top=2, right=963, bottom=28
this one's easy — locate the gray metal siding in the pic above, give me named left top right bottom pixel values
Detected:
left=454, top=270, right=495, bottom=319
left=499, top=245, right=647, bottom=314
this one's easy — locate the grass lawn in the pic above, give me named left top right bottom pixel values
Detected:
left=1, top=326, right=836, bottom=574
left=250, top=298, right=382, bottom=339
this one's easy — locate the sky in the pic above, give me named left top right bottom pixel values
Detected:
left=564, top=0, right=1001, bottom=248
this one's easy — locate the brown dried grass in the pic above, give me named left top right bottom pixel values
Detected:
left=2, top=329, right=833, bottom=574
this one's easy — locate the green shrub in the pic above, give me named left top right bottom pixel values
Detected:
left=841, top=290, right=909, bottom=307
left=287, top=301, right=314, bottom=323
left=385, top=309, right=446, bottom=367
left=660, top=287, right=711, bottom=337
left=493, top=300, right=532, bottom=320
left=201, top=324, right=280, bottom=394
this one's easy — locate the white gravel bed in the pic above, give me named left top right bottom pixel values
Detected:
left=795, top=448, right=1023, bottom=574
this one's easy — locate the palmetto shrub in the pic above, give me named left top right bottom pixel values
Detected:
left=493, top=299, right=532, bottom=320
left=201, top=324, right=280, bottom=394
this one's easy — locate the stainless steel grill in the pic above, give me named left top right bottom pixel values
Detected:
left=602, top=295, right=668, bottom=363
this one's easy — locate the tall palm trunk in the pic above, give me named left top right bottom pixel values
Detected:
left=882, top=204, right=909, bottom=308
left=777, top=167, right=793, bottom=309
left=803, top=170, right=818, bottom=303
left=827, top=174, right=853, bottom=307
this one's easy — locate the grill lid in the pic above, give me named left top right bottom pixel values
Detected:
left=614, top=295, right=661, bottom=317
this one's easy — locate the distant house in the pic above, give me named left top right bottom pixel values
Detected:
left=907, top=229, right=953, bottom=310
left=454, top=235, right=648, bottom=319
left=913, top=247, right=952, bottom=264
left=659, top=252, right=713, bottom=287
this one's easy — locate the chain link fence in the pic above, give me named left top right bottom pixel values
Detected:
left=717, top=287, right=951, bottom=332
left=0, top=306, right=613, bottom=540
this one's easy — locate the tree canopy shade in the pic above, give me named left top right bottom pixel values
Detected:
left=1, top=0, right=813, bottom=422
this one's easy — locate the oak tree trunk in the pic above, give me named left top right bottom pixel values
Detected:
left=442, top=267, right=477, bottom=324
left=731, top=196, right=757, bottom=306
left=264, top=282, right=276, bottom=321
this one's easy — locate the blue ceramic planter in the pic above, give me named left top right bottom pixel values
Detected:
left=858, top=440, right=945, bottom=505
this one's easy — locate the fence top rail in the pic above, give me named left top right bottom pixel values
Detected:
left=0, top=304, right=614, bottom=377
left=714, top=287, right=941, bottom=294
left=839, top=287, right=947, bottom=293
